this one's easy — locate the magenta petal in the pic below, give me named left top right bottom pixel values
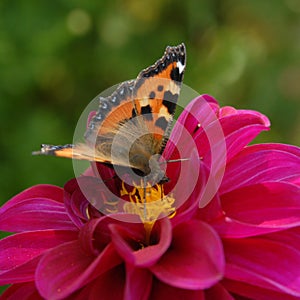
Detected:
left=219, top=107, right=270, bottom=134
left=91, top=161, right=118, bottom=181
left=64, top=177, right=118, bottom=227
left=237, top=142, right=300, bottom=158
left=0, top=230, right=77, bottom=284
left=224, top=123, right=269, bottom=161
left=124, top=265, right=152, bottom=300
left=151, top=220, right=225, bottom=289
left=150, top=279, right=205, bottom=300
left=110, top=217, right=172, bottom=267
left=4, top=185, right=64, bottom=209
left=84, top=265, right=125, bottom=300
left=214, top=182, right=300, bottom=238
left=192, top=109, right=269, bottom=161
left=176, top=95, right=219, bottom=135
left=205, top=283, right=234, bottom=299
left=164, top=95, right=219, bottom=158
left=0, top=282, right=42, bottom=300
left=0, top=198, right=76, bottom=232
left=221, top=146, right=300, bottom=194
left=219, top=106, right=270, bottom=126
left=36, top=240, right=121, bottom=299
left=199, top=112, right=269, bottom=162
left=221, top=182, right=300, bottom=228
left=172, top=157, right=210, bottom=225
left=263, top=227, right=300, bottom=251
left=212, top=217, right=284, bottom=238
left=223, top=237, right=300, bottom=296
left=222, top=279, right=300, bottom=300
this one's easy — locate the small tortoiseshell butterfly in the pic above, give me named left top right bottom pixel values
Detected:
left=34, top=43, right=186, bottom=184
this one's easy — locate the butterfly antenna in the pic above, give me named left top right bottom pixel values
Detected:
left=159, top=158, right=190, bottom=165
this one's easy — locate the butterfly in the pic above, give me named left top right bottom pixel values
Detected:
left=34, top=43, right=186, bottom=184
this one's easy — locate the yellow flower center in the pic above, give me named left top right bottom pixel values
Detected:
left=121, top=181, right=176, bottom=244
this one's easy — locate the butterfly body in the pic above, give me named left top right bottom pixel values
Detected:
left=34, top=44, right=186, bottom=184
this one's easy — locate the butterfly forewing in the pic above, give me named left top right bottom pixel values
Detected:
left=133, top=43, right=186, bottom=154
left=33, top=43, right=186, bottom=177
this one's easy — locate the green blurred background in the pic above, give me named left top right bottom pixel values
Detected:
left=1, top=1, right=300, bottom=210
left=0, top=0, right=300, bottom=293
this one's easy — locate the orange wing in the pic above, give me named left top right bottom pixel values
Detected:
left=33, top=44, right=186, bottom=173
left=133, top=43, right=186, bottom=153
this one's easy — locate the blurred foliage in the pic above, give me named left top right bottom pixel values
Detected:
left=0, top=0, right=299, bottom=224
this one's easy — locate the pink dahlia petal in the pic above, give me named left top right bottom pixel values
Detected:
left=223, top=122, right=269, bottom=162
left=214, top=182, right=300, bottom=238
left=64, top=286, right=92, bottom=300
left=205, top=283, right=235, bottom=299
left=238, top=142, right=300, bottom=157
left=176, top=94, right=219, bottom=136
left=194, top=106, right=270, bottom=159
left=0, top=282, right=42, bottom=300
left=222, top=279, right=300, bottom=300
left=82, top=166, right=94, bottom=176
left=4, top=185, right=64, bottom=208
left=219, top=106, right=270, bottom=126
left=164, top=95, right=219, bottom=159
left=0, top=198, right=76, bottom=232
left=35, top=240, right=121, bottom=299
left=110, top=217, right=172, bottom=267
left=150, top=279, right=205, bottom=300
left=151, top=220, right=225, bottom=290
left=263, top=227, right=300, bottom=251
left=78, top=215, right=144, bottom=256
left=64, top=178, right=92, bottom=228
left=221, top=145, right=300, bottom=194
left=171, top=156, right=210, bottom=226
left=221, top=182, right=300, bottom=229
left=193, top=109, right=270, bottom=162
left=124, top=265, right=152, bottom=300
left=212, top=217, right=283, bottom=239
left=92, top=162, right=118, bottom=182
left=82, top=265, right=125, bottom=300
left=0, top=230, right=77, bottom=285
left=223, top=237, right=300, bottom=297
left=64, top=177, right=119, bottom=227
left=64, top=177, right=103, bottom=227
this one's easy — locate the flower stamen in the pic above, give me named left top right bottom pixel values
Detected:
left=122, top=181, right=176, bottom=244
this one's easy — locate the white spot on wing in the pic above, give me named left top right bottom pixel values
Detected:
left=177, top=61, right=185, bottom=74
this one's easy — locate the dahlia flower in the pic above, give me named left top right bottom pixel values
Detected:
left=1, top=95, right=300, bottom=299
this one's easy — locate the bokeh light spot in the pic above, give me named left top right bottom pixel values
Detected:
left=67, top=9, right=92, bottom=36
